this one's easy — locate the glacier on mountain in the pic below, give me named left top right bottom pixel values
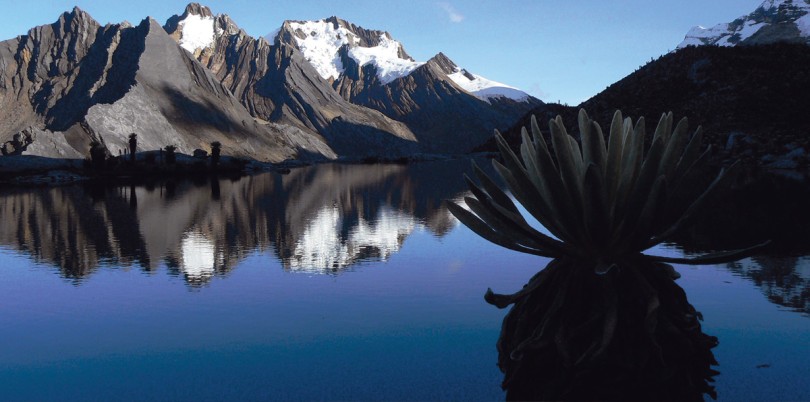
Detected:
left=285, top=18, right=530, bottom=101
left=347, top=35, right=424, bottom=84
left=678, top=0, right=810, bottom=48
left=680, top=20, right=767, bottom=48
left=171, top=8, right=533, bottom=102
left=286, top=19, right=423, bottom=85
left=286, top=20, right=355, bottom=80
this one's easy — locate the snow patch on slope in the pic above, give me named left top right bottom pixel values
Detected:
left=679, top=20, right=766, bottom=48
left=287, top=20, right=357, bottom=80
left=348, top=34, right=423, bottom=84
left=288, top=20, right=421, bottom=84
left=178, top=14, right=219, bottom=53
left=447, top=68, right=529, bottom=102
left=287, top=18, right=532, bottom=99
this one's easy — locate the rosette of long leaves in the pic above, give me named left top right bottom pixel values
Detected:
left=445, top=110, right=767, bottom=400
left=447, top=109, right=766, bottom=270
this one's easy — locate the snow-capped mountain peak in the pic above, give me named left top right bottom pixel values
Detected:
left=282, top=17, right=422, bottom=84
left=283, top=19, right=359, bottom=81
left=165, top=3, right=243, bottom=55
left=678, top=0, right=810, bottom=48
left=347, top=34, right=424, bottom=84
left=279, top=16, right=531, bottom=101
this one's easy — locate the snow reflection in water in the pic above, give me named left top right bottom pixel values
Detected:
left=290, top=205, right=419, bottom=272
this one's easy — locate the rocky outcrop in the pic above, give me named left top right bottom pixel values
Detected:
left=338, top=52, right=541, bottom=152
left=0, top=7, right=104, bottom=156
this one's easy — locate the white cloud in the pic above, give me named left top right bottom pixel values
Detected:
left=438, top=2, right=464, bottom=23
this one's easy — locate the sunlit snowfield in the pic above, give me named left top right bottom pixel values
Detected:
left=0, top=160, right=808, bottom=401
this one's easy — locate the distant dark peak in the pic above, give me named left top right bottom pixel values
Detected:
left=184, top=3, right=213, bottom=18
left=427, top=52, right=458, bottom=74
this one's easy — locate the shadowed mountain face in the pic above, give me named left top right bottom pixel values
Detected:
left=579, top=44, right=810, bottom=160
left=0, top=8, right=322, bottom=162
left=496, top=43, right=810, bottom=170
left=0, top=160, right=469, bottom=285
left=333, top=52, right=541, bottom=153
left=495, top=2, right=810, bottom=168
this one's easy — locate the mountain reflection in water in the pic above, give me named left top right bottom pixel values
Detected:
left=0, top=160, right=808, bottom=315
left=0, top=161, right=466, bottom=284
left=727, top=256, right=810, bottom=314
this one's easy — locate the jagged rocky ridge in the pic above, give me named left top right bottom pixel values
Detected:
left=0, top=3, right=541, bottom=162
left=164, top=5, right=418, bottom=159
left=166, top=5, right=543, bottom=155
left=678, top=0, right=810, bottom=48
left=0, top=7, right=325, bottom=162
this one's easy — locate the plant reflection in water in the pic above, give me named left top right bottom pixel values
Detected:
left=447, top=110, right=768, bottom=400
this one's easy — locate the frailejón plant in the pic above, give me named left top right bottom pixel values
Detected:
left=446, top=109, right=766, bottom=400
left=447, top=109, right=763, bottom=273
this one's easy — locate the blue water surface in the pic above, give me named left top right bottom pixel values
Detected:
left=0, top=161, right=808, bottom=401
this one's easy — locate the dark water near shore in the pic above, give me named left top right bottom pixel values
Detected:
left=0, top=160, right=808, bottom=401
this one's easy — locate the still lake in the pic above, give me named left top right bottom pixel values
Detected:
left=0, top=159, right=808, bottom=401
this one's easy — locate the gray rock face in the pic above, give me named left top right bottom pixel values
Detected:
left=337, top=52, right=542, bottom=153
left=678, top=0, right=810, bottom=48
left=0, top=7, right=331, bottom=162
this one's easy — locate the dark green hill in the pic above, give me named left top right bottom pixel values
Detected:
left=488, top=43, right=810, bottom=170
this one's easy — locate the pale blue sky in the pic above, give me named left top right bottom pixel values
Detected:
left=1, top=0, right=760, bottom=104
